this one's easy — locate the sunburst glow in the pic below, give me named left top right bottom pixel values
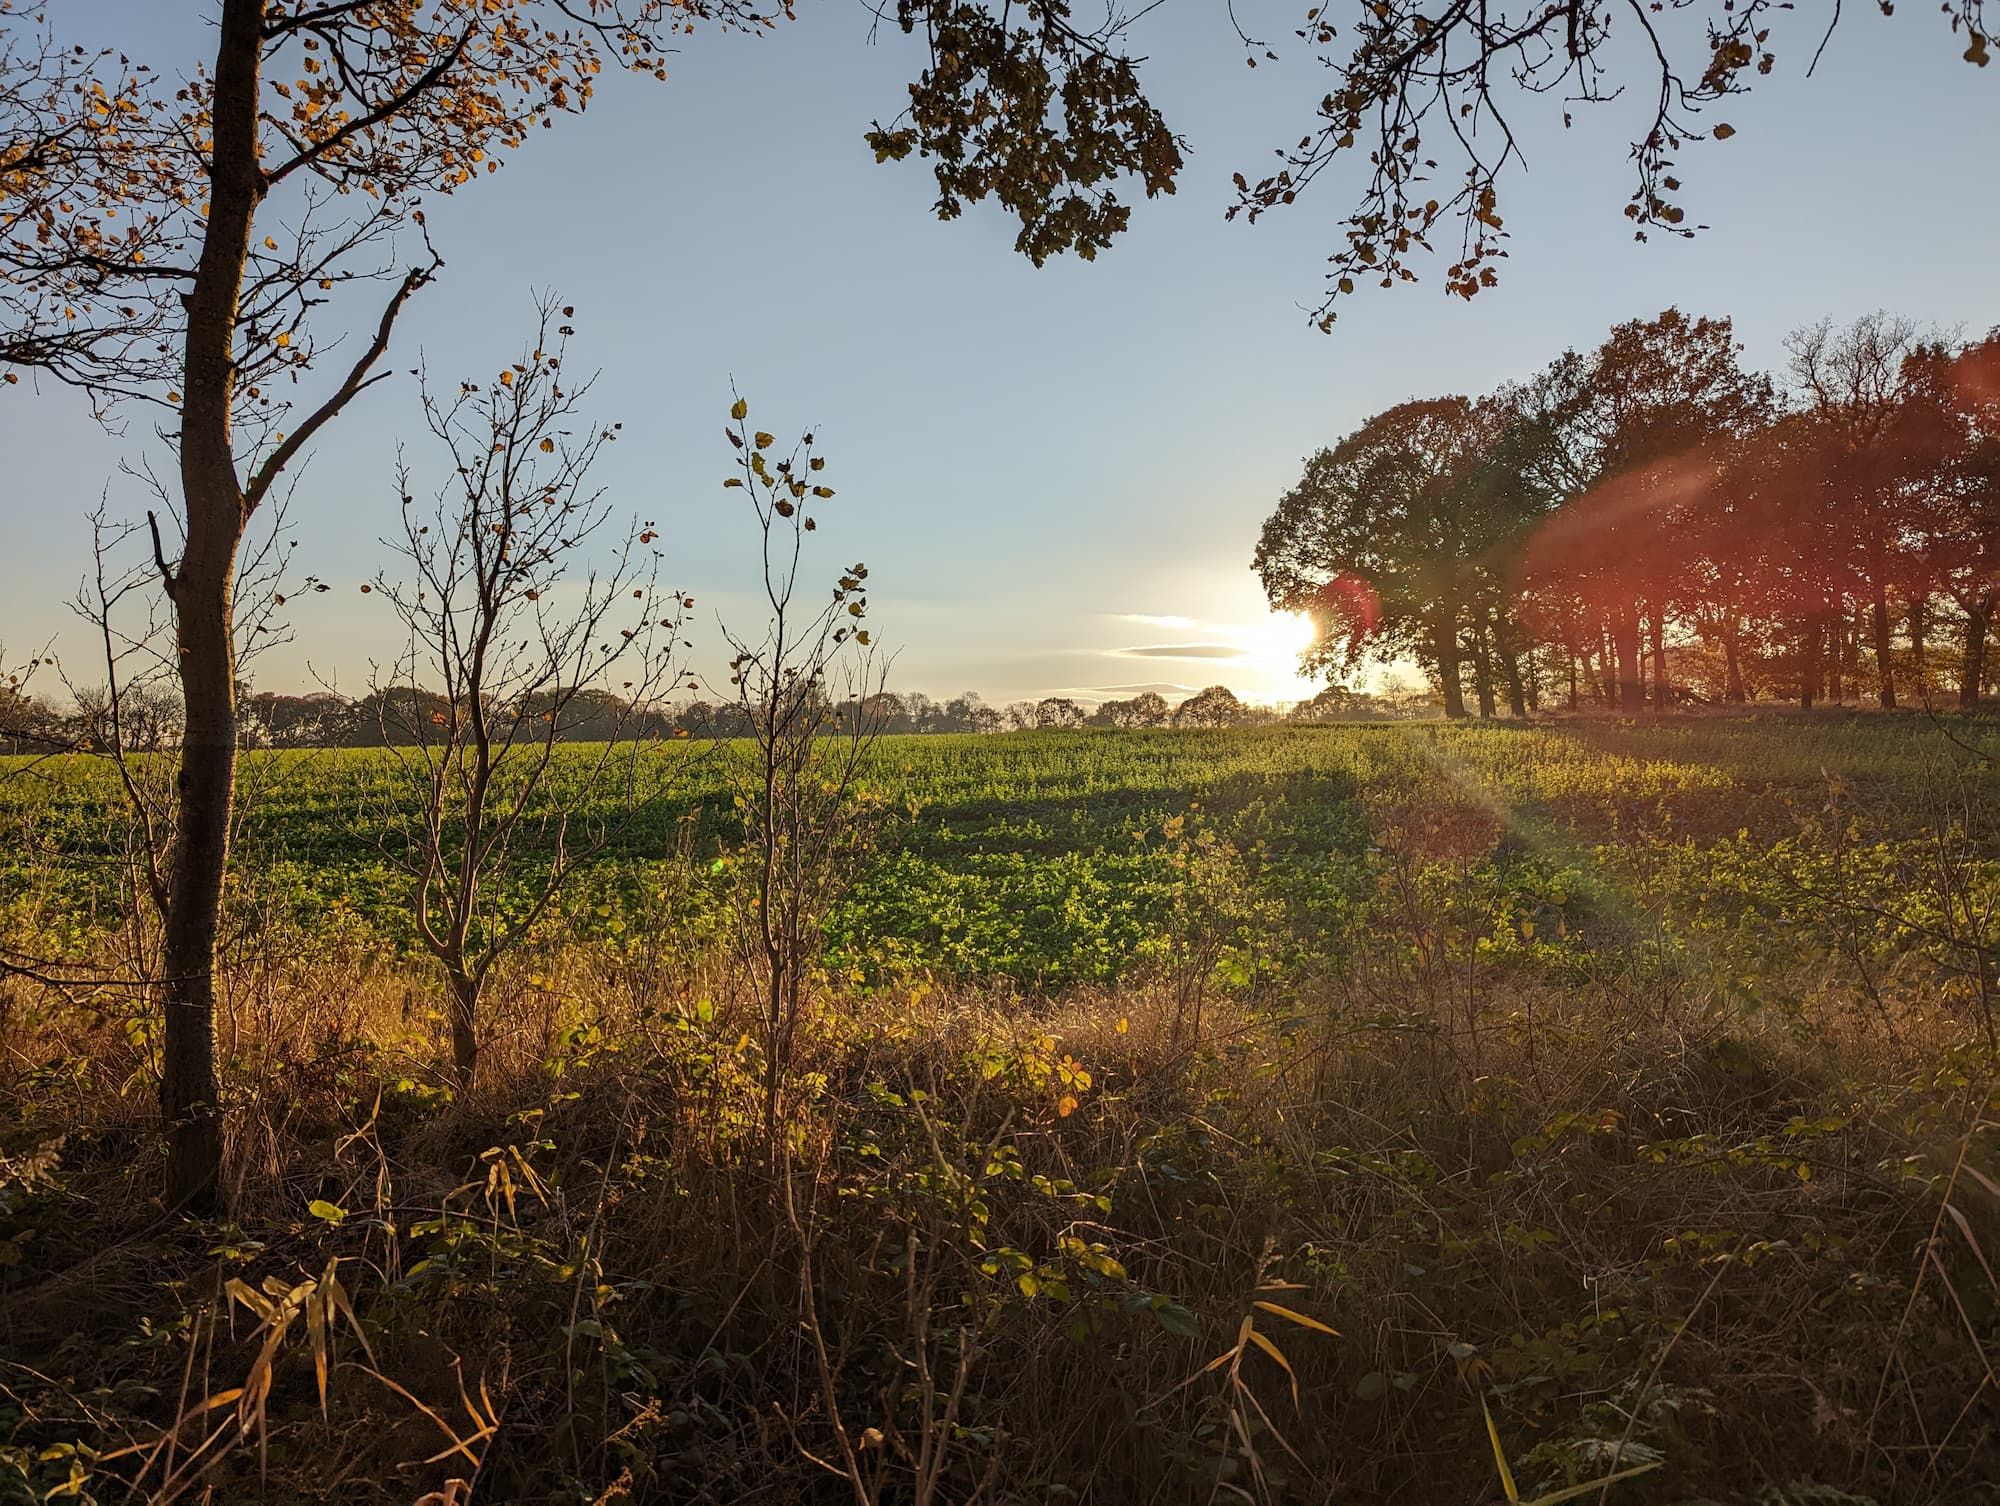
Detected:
left=1240, top=609, right=1318, bottom=693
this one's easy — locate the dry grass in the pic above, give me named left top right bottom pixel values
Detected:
left=3, top=932, right=1996, bottom=1506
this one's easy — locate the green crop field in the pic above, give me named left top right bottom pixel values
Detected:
left=7, top=713, right=1995, bottom=999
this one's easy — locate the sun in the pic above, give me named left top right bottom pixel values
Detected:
left=1240, top=609, right=1318, bottom=692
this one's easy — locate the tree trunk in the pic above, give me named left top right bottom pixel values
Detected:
left=1870, top=581, right=1895, bottom=709
left=1431, top=610, right=1467, bottom=719
left=1910, top=591, right=1929, bottom=698
left=1723, top=619, right=1746, bottom=704
left=448, top=971, right=480, bottom=1090
left=1611, top=604, right=1643, bottom=713
left=1649, top=608, right=1670, bottom=711
left=1800, top=615, right=1822, bottom=710
left=160, top=0, right=266, bottom=1213
left=1508, top=643, right=1531, bottom=717
left=1471, top=618, right=1496, bottom=719
left=1962, top=595, right=1992, bottom=709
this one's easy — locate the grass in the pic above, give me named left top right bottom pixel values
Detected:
left=2, top=712, right=1998, bottom=1503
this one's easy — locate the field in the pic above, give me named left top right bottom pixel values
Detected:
left=4, top=715, right=2000, bottom=1504
left=9, top=715, right=1989, bottom=991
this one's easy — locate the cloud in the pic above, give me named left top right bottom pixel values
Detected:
left=1120, top=643, right=1246, bottom=661
left=1113, top=613, right=1199, bottom=630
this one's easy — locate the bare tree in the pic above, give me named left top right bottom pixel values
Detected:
left=368, top=303, right=688, bottom=1090
left=714, top=397, right=885, bottom=1145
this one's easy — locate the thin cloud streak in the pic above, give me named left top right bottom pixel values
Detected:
left=1119, top=643, right=1246, bottom=660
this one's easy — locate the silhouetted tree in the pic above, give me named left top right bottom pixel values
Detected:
left=1521, top=311, right=1775, bottom=711
left=1257, top=396, right=1510, bottom=718
left=1090, top=691, right=1172, bottom=728
left=1173, top=685, right=1250, bottom=728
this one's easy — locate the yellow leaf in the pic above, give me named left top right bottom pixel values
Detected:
left=1245, top=1327, right=1301, bottom=1410
left=539, top=437, right=555, bottom=453
left=1481, top=1394, right=1520, bottom=1505
left=499, top=370, right=514, bottom=386
left=753, top=431, right=775, bottom=450
left=1057, top=1094, right=1078, bottom=1118
left=275, top=331, right=290, bottom=347
left=729, top=397, right=748, bottom=421
left=1252, top=1300, right=1339, bottom=1336
left=1115, top=1017, right=1129, bottom=1034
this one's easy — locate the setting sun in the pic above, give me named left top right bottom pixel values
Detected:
left=1241, top=608, right=1319, bottom=692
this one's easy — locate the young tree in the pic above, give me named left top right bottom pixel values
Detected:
left=715, top=398, right=884, bottom=1146
left=368, top=303, right=685, bottom=1089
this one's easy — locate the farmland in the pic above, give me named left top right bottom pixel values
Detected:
left=5, top=714, right=2000, bottom=1505
left=9, top=714, right=1990, bottom=990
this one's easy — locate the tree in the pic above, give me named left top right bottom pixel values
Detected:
left=1173, top=685, right=1250, bottom=728
left=714, top=397, right=884, bottom=1145
left=367, top=303, right=684, bottom=1089
left=1257, top=396, right=1507, bottom=718
left=1225, top=2, right=1992, bottom=329
left=1786, top=314, right=1927, bottom=708
left=1898, top=334, right=2000, bottom=706
left=1089, top=690, right=1171, bottom=728
left=1289, top=682, right=1390, bottom=722
left=1520, top=311, right=1774, bottom=710
left=240, top=690, right=355, bottom=748
left=940, top=691, right=1004, bottom=733
left=0, top=656, right=60, bottom=752
left=1032, top=696, right=1087, bottom=729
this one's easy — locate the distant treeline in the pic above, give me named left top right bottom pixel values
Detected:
left=1259, top=310, right=2000, bottom=715
left=0, top=681, right=1426, bottom=754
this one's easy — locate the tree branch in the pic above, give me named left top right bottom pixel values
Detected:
left=263, top=30, right=473, bottom=187
left=243, top=257, right=436, bottom=512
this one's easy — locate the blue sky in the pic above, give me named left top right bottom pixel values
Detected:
left=2, top=2, right=1994, bottom=706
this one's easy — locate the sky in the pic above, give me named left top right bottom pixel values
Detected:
left=1, top=2, right=1995, bottom=708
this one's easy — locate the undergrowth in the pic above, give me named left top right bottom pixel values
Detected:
left=2, top=717, right=1997, bottom=1504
